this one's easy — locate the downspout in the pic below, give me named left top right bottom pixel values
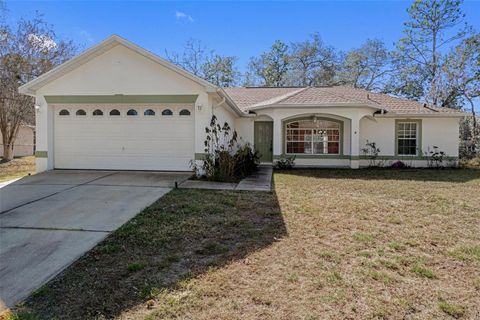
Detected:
left=212, top=96, right=226, bottom=118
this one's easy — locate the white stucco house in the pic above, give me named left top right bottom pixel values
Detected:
left=19, top=35, right=465, bottom=173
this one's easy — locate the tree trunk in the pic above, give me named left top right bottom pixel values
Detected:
left=1, top=123, right=19, bottom=162
left=2, top=143, right=14, bottom=162
left=466, top=96, right=478, bottom=154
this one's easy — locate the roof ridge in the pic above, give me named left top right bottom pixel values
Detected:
left=248, top=87, right=308, bottom=108
left=324, top=86, right=370, bottom=104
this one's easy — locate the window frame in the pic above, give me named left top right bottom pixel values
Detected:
left=144, top=109, right=155, bottom=116
left=58, top=109, right=70, bottom=116
left=75, top=109, right=87, bottom=116
left=127, top=109, right=138, bottom=116
left=161, top=109, right=173, bottom=116
left=109, top=109, right=121, bottom=116
left=284, top=118, right=342, bottom=156
left=395, top=119, right=422, bottom=157
left=92, top=109, right=104, bottom=116
left=179, top=109, right=191, bottom=116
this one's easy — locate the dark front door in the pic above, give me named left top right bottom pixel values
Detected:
left=254, top=121, right=273, bottom=162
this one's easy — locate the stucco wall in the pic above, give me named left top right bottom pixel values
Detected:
left=360, top=116, right=460, bottom=157
left=0, top=126, right=34, bottom=157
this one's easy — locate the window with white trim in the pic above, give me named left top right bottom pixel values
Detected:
left=286, top=119, right=340, bottom=154
left=397, top=122, right=419, bottom=155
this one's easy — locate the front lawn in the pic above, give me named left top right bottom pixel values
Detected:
left=14, top=169, right=480, bottom=319
left=0, top=156, right=35, bottom=183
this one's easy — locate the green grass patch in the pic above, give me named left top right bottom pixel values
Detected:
left=448, top=245, right=480, bottom=263
left=366, top=269, right=397, bottom=284
left=388, top=241, right=404, bottom=251
left=127, top=262, right=146, bottom=272
left=438, top=300, right=465, bottom=318
left=352, top=232, right=374, bottom=243
left=195, top=241, right=229, bottom=255
left=410, top=264, right=434, bottom=279
left=31, top=285, right=49, bottom=298
left=4, top=312, right=41, bottom=320
left=326, top=270, right=343, bottom=284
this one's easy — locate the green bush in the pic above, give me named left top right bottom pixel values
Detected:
left=192, top=116, right=259, bottom=182
left=275, top=155, right=296, bottom=169
left=234, top=143, right=260, bottom=178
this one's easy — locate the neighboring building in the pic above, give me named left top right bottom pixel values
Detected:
left=19, top=35, right=465, bottom=173
left=0, top=125, right=35, bottom=158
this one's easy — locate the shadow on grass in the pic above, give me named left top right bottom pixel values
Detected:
left=276, top=167, right=480, bottom=183
left=15, top=188, right=286, bottom=319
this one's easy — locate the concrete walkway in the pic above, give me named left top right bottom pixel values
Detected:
left=0, top=170, right=190, bottom=311
left=180, top=165, right=273, bottom=192
left=236, top=165, right=273, bottom=191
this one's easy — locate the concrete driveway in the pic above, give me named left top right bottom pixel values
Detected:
left=0, top=170, right=190, bottom=310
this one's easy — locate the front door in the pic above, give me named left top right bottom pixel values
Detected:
left=254, top=121, right=273, bottom=162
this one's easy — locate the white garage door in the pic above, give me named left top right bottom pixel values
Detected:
left=53, top=105, right=194, bottom=171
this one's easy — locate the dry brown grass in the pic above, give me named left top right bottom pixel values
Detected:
left=0, top=156, right=35, bottom=182
left=13, top=169, right=480, bottom=320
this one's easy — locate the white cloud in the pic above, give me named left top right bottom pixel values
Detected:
left=175, top=10, right=194, bottom=23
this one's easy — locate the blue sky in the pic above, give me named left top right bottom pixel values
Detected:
left=4, top=0, right=480, bottom=111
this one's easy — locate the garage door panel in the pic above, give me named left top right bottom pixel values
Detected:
left=54, top=105, right=195, bottom=171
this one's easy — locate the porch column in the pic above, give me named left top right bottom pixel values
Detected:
left=350, top=115, right=360, bottom=169
left=273, top=118, right=283, bottom=157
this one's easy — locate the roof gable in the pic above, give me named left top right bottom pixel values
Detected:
left=19, top=35, right=218, bottom=96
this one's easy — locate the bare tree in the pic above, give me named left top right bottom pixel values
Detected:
left=289, top=33, right=339, bottom=86
left=0, top=13, right=76, bottom=161
left=166, top=39, right=239, bottom=87
left=339, top=39, right=394, bottom=91
left=246, top=40, right=290, bottom=86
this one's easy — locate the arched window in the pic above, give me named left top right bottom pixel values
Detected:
left=127, top=109, right=138, bottom=116
left=93, top=109, right=103, bottom=116
left=179, top=109, right=191, bottom=116
left=162, top=109, right=173, bottom=116
left=76, top=109, right=87, bottom=116
left=285, top=119, right=340, bottom=155
left=59, top=109, right=70, bottom=116
left=144, top=109, right=155, bottom=116
left=110, top=109, right=121, bottom=116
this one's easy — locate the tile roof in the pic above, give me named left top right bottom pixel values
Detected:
left=223, top=87, right=301, bottom=110
left=223, top=86, right=464, bottom=115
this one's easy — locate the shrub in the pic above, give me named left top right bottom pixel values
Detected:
left=234, top=143, right=260, bottom=178
left=424, top=146, right=449, bottom=168
left=191, top=116, right=259, bottom=182
left=390, top=160, right=407, bottom=169
left=361, top=140, right=383, bottom=167
left=275, top=155, right=296, bottom=169
left=459, top=155, right=480, bottom=168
